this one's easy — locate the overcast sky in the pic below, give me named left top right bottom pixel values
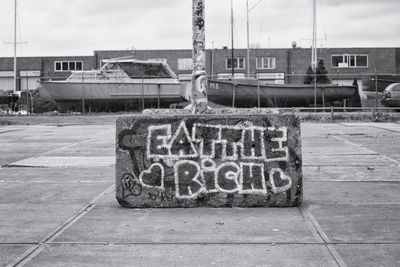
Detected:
left=0, top=0, right=399, bottom=57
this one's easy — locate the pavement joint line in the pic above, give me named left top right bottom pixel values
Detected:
left=304, top=164, right=392, bottom=167
left=367, top=124, right=400, bottom=134
left=297, top=207, right=324, bottom=244
left=33, top=138, right=93, bottom=157
left=305, top=180, right=400, bottom=183
left=43, top=241, right=400, bottom=245
left=331, top=135, right=400, bottom=166
left=7, top=184, right=115, bottom=267
left=298, top=205, right=347, bottom=267
left=303, top=153, right=380, bottom=155
left=0, top=180, right=112, bottom=183
left=5, top=245, right=41, bottom=267
left=3, top=241, right=400, bottom=245
left=0, top=129, right=25, bottom=135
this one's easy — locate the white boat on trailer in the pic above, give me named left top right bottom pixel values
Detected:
left=39, top=58, right=189, bottom=109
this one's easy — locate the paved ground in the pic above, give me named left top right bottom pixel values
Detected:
left=0, top=120, right=400, bottom=266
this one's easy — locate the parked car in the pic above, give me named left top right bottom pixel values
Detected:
left=381, top=83, right=400, bottom=108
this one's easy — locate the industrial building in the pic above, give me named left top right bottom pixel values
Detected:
left=0, top=46, right=399, bottom=110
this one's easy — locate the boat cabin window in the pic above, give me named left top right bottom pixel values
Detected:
left=103, top=63, right=119, bottom=71
left=117, top=62, right=172, bottom=78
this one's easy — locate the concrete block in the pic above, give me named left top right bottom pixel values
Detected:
left=116, top=112, right=302, bottom=207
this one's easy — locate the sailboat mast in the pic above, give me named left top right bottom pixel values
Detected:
left=231, top=0, right=235, bottom=77
left=246, top=0, right=250, bottom=77
left=311, top=0, right=317, bottom=70
left=13, top=0, right=17, bottom=93
left=312, top=0, right=317, bottom=108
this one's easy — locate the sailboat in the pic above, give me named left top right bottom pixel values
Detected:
left=207, top=0, right=358, bottom=108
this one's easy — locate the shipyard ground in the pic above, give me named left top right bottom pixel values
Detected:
left=0, top=116, right=399, bottom=266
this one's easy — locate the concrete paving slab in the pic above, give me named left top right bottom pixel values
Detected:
left=302, top=122, right=400, bottom=138
left=0, top=152, right=48, bottom=167
left=55, top=206, right=317, bottom=244
left=19, top=136, right=92, bottom=143
left=334, top=138, right=400, bottom=158
left=44, top=142, right=116, bottom=156
left=385, top=153, right=400, bottom=162
left=0, top=182, right=112, bottom=205
left=0, top=244, right=33, bottom=267
left=0, top=204, right=83, bottom=243
left=43, top=148, right=115, bottom=157
left=301, top=123, right=345, bottom=137
left=340, top=122, right=400, bottom=133
left=308, top=204, right=400, bottom=243
left=302, top=143, right=376, bottom=155
left=27, top=244, right=336, bottom=267
left=0, top=143, right=74, bottom=163
left=304, top=181, right=400, bottom=204
left=303, top=154, right=393, bottom=166
left=302, top=137, right=344, bottom=145
left=0, top=126, right=56, bottom=139
left=9, top=156, right=115, bottom=168
left=0, top=142, right=72, bottom=150
left=0, top=167, right=114, bottom=183
left=303, top=166, right=400, bottom=181
left=334, top=244, right=400, bottom=267
left=1, top=121, right=399, bottom=266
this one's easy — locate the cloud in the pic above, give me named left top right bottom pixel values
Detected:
left=0, top=0, right=399, bottom=57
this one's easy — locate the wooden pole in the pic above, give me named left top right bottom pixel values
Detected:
left=191, top=0, right=208, bottom=114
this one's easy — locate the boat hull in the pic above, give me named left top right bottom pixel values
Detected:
left=39, top=81, right=187, bottom=102
left=208, top=79, right=357, bottom=107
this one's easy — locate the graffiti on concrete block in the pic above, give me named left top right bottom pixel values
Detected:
left=121, top=173, right=142, bottom=198
left=119, top=120, right=294, bottom=200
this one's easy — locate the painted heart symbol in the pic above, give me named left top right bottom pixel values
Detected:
left=269, top=168, right=292, bottom=193
left=139, top=163, right=165, bottom=189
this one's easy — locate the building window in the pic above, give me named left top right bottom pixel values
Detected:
left=54, top=61, right=84, bottom=71
left=331, top=54, right=368, bottom=68
left=225, top=58, right=245, bottom=70
left=256, top=57, right=276, bottom=69
left=148, top=58, right=168, bottom=64
left=55, top=62, right=62, bottom=71
left=178, top=58, right=193, bottom=71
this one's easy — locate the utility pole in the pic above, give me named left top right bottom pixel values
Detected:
left=191, top=0, right=208, bottom=114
